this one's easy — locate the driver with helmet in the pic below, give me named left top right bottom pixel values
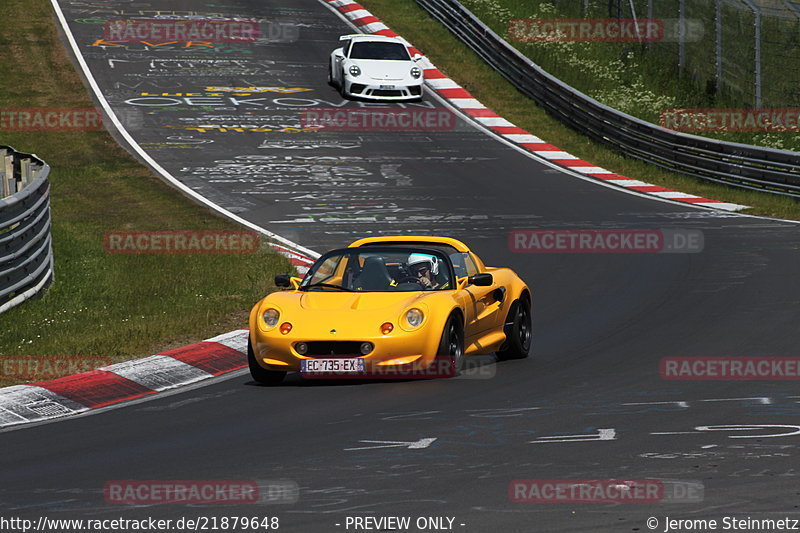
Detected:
left=406, top=253, right=440, bottom=290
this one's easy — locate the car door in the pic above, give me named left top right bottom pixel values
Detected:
left=453, top=253, right=503, bottom=340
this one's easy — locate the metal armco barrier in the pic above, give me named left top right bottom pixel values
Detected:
left=0, top=146, right=53, bottom=314
left=415, top=0, right=800, bottom=198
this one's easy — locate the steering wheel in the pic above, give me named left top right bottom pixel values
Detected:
left=396, top=275, right=422, bottom=285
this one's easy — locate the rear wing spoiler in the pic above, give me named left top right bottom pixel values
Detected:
left=339, top=34, right=363, bottom=41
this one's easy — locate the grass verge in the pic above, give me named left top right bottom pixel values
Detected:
left=359, top=0, right=800, bottom=220
left=0, top=0, right=292, bottom=387
left=463, top=0, right=800, bottom=152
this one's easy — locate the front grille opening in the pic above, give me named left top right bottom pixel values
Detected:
left=371, top=89, right=403, bottom=97
left=304, top=341, right=364, bottom=357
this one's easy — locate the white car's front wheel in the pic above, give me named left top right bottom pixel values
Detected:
left=338, top=69, right=347, bottom=97
left=328, top=59, right=340, bottom=89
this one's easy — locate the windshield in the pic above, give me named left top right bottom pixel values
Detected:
left=349, top=41, right=410, bottom=61
left=301, top=248, right=453, bottom=292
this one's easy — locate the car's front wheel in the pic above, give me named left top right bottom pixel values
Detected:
left=248, top=338, right=286, bottom=385
left=497, top=296, right=532, bottom=360
left=328, top=58, right=336, bottom=87
left=434, top=314, right=464, bottom=377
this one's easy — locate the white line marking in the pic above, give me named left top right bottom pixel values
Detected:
left=623, top=401, right=690, bottom=408
left=529, top=428, right=615, bottom=444
left=698, top=397, right=772, bottom=404
left=696, top=425, right=800, bottom=439
left=465, top=407, right=541, bottom=418
left=345, top=437, right=437, bottom=451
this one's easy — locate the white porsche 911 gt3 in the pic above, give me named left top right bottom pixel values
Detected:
left=329, top=34, right=424, bottom=101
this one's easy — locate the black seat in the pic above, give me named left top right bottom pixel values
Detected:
left=356, top=256, right=393, bottom=291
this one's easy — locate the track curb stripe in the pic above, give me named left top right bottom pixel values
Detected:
left=34, top=371, right=155, bottom=409
left=323, top=0, right=748, bottom=212
left=0, top=330, right=250, bottom=429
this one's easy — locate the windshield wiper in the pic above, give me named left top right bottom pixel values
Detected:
left=302, top=282, right=354, bottom=292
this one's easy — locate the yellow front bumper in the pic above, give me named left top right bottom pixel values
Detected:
left=252, top=327, right=440, bottom=373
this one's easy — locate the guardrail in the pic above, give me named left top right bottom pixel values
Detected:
left=415, top=0, right=800, bottom=198
left=0, top=146, right=53, bottom=314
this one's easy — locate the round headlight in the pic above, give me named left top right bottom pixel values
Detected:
left=295, top=342, right=308, bottom=355
left=411, top=66, right=421, bottom=79
left=360, top=342, right=374, bottom=355
left=263, top=308, right=280, bottom=327
left=349, top=65, right=361, bottom=77
left=405, top=308, right=424, bottom=328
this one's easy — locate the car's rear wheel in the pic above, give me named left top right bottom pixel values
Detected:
left=497, top=296, right=532, bottom=360
left=248, top=338, right=286, bottom=385
left=434, top=314, right=464, bottom=377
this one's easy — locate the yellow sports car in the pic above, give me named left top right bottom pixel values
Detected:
left=247, top=236, right=531, bottom=384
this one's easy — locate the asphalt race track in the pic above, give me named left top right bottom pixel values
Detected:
left=2, top=0, right=800, bottom=531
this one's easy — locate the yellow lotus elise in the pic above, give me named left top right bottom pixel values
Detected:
left=247, top=236, right=531, bottom=384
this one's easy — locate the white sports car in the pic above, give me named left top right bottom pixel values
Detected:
left=329, top=34, right=424, bottom=101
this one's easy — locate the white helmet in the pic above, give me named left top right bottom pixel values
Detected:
left=407, top=253, right=439, bottom=275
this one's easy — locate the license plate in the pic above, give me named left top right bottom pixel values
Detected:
left=301, top=358, right=365, bottom=373
left=379, top=84, right=396, bottom=89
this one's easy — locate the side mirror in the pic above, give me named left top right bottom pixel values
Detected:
left=275, top=274, right=292, bottom=288
left=468, top=273, right=493, bottom=286
left=412, top=53, right=423, bottom=62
